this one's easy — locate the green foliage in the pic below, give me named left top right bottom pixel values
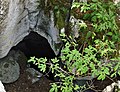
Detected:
left=30, top=0, right=120, bottom=91
left=28, top=33, right=120, bottom=91
left=71, top=0, right=120, bottom=56
left=36, top=0, right=69, bottom=30
left=36, top=0, right=120, bottom=49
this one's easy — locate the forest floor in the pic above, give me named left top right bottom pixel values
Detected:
left=4, top=55, right=52, bottom=92
left=3, top=56, right=119, bottom=92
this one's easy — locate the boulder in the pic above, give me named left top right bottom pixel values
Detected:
left=0, top=50, right=22, bottom=83
left=26, top=68, right=43, bottom=84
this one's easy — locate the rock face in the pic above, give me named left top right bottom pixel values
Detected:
left=0, top=0, right=60, bottom=59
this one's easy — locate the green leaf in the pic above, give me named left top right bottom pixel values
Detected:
left=49, top=88, right=54, bottom=92
left=38, top=64, right=46, bottom=72
left=118, top=71, right=120, bottom=76
left=83, top=14, right=90, bottom=19
left=91, top=16, right=97, bottom=22
left=97, top=73, right=105, bottom=80
left=86, top=31, right=92, bottom=39
left=90, top=62, right=95, bottom=70
left=106, top=32, right=113, bottom=36
left=60, top=33, right=66, bottom=38
left=72, top=2, right=81, bottom=9
left=114, top=64, right=119, bottom=71
left=74, top=85, right=80, bottom=90
left=92, top=0, right=98, bottom=2
left=51, top=58, right=59, bottom=63
left=110, top=72, right=116, bottom=77
left=49, top=83, right=59, bottom=92
left=55, top=73, right=65, bottom=78
left=28, top=56, right=36, bottom=63
left=81, top=66, right=88, bottom=74
left=61, top=55, right=66, bottom=61
left=80, top=3, right=90, bottom=13
left=96, top=13, right=102, bottom=19
left=104, top=67, right=110, bottom=75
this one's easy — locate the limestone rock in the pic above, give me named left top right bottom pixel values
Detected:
left=113, top=0, right=120, bottom=4
left=102, top=80, right=120, bottom=92
left=26, top=68, right=43, bottom=84
left=0, top=81, right=6, bottom=92
left=0, top=0, right=61, bottom=59
left=0, top=50, right=20, bottom=83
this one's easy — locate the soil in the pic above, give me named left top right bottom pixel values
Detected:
left=3, top=55, right=53, bottom=92
left=4, top=73, right=52, bottom=92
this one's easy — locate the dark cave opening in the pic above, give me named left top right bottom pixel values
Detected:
left=12, top=31, right=56, bottom=59
left=12, top=31, right=57, bottom=80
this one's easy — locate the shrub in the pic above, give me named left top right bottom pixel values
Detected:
left=28, top=0, right=120, bottom=91
left=28, top=33, right=120, bottom=91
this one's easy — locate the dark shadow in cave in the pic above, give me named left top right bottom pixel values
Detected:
left=12, top=31, right=56, bottom=59
left=12, top=31, right=57, bottom=80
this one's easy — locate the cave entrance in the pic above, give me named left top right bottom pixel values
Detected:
left=12, top=31, right=56, bottom=59
left=12, top=31, right=59, bottom=80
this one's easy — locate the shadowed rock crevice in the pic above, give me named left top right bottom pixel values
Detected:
left=13, top=31, right=56, bottom=59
